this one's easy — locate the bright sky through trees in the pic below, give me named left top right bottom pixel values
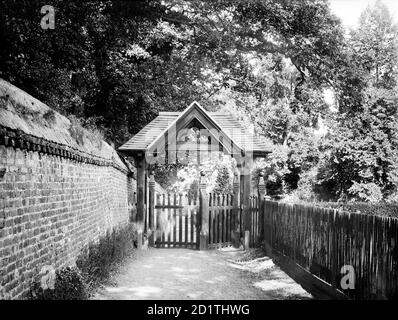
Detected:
left=329, top=0, right=398, bottom=27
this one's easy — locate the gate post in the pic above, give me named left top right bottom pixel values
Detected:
left=240, top=165, right=252, bottom=249
left=257, top=172, right=266, bottom=243
left=232, top=171, right=240, bottom=247
left=148, top=171, right=155, bottom=246
left=199, top=172, right=209, bottom=250
left=135, top=153, right=146, bottom=230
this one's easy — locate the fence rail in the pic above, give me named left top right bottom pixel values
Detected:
left=263, top=200, right=398, bottom=300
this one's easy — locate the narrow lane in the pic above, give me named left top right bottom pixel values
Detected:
left=94, top=248, right=312, bottom=300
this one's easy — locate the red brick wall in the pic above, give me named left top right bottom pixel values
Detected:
left=0, top=144, right=135, bottom=299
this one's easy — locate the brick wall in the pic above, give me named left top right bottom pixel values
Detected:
left=0, top=78, right=167, bottom=299
left=0, top=143, right=137, bottom=299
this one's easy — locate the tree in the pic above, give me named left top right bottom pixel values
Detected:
left=318, top=1, right=398, bottom=201
left=351, top=0, right=398, bottom=89
left=7, top=0, right=391, bottom=203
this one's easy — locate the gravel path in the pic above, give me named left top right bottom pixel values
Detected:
left=94, top=248, right=312, bottom=300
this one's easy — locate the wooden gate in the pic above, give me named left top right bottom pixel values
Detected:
left=208, top=193, right=236, bottom=248
left=146, top=173, right=267, bottom=250
left=154, top=193, right=199, bottom=248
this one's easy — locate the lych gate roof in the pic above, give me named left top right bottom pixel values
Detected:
left=119, top=101, right=271, bottom=157
left=123, top=112, right=178, bottom=151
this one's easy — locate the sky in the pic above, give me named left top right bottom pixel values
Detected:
left=329, top=0, right=398, bottom=28
left=317, top=0, right=398, bottom=135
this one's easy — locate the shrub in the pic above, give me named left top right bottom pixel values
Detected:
left=76, top=223, right=138, bottom=292
left=348, top=182, right=383, bottom=202
left=280, top=194, right=398, bottom=218
left=312, top=201, right=398, bottom=218
left=28, top=223, right=139, bottom=300
left=68, top=115, right=85, bottom=146
left=28, top=266, right=88, bottom=300
left=43, top=109, right=56, bottom=124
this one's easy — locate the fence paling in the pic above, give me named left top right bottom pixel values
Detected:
left=263, top=200, right=398, bottom=300
left=248, top=194, right=260, bottom=247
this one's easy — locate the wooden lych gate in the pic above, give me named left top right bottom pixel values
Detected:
left=119, top=101, right=271, bottom=250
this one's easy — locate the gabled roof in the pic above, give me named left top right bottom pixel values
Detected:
left=118, top=101, right=271, bottom=157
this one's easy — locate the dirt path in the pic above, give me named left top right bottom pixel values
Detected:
left=94, top=248, right=312, bottom=300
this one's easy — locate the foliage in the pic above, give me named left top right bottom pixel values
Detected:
left=313, top=201, right=398, bottom=219
left=2, top=1, right=398, bottom=203
left=252, top=144, right=290, bottom=197
left=213, top=166, right=231, bottom=194
left=317, top=1, right=398, bottom=201
left=348, top=182, right=383, bottom=203
left=28, top=266, right=88, bottom=300
left=168, top=153, right=235, bottom=195
left=76, top=223, right=138, bottom=292
left=27, top=223, right=138, bottom=300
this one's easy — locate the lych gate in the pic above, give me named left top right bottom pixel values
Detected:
left=119, top=101, right=271, bottom=249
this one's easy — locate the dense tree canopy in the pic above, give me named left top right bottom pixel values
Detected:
left=317, top=0, right=398, bottom=202
left=1, top=0, right=397, bottom=201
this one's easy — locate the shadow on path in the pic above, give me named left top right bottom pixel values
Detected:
left=94, top=248, right=312, bottom=300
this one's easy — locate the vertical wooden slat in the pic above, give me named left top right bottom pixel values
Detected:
left=177, top=193, right=182, bottom=247
left=214, top=193, right=216, bottom=248
left=213, top=194, right=216, bottom=247
left=161, top=193, right=166, bottom=248
left=222, top=194, right=226, bottom=246
left=169, top=194, right=174, bottom=247
left=183, top=194, right=188, bottom=247
left=226, top=195, right=230, bottom=243
left=166, top=193, right=170, bottom=247
left=190, top=194, right=194, bottom=247
left=156, top=194, right=161, bottom=248
left=209, top=193, right=213, bottom=247
left=217, top=194, right=221, bottom=248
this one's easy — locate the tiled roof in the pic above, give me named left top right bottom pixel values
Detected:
left=210, top=113, right=271, bottom=154
left=119, top=103, right=271, bottom=155
left=119, top=113, right=179, bottom=151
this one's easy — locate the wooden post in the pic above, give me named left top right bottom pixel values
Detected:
left=135, top=153, right=147, bottom=230
left=148, top=171, right=155, bottom=246
left=244, top=230, right=250, bottom=251
left=199, top=171, right=209, bottom=250
left=262, top=175, right=272, bottom=256
left=257, top=172, right=266, bottom=243
left=240, top=166, right=251, bottom=248
left=137, top=231, right=143, bottom=250
left=232, top=171, right=240, bottom=247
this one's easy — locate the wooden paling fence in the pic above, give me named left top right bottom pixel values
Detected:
left=208, top=193, right=235, bottom=248
left=154, top=193, right=199, bottom=248
left=263, top=200, right=398, bottom=300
